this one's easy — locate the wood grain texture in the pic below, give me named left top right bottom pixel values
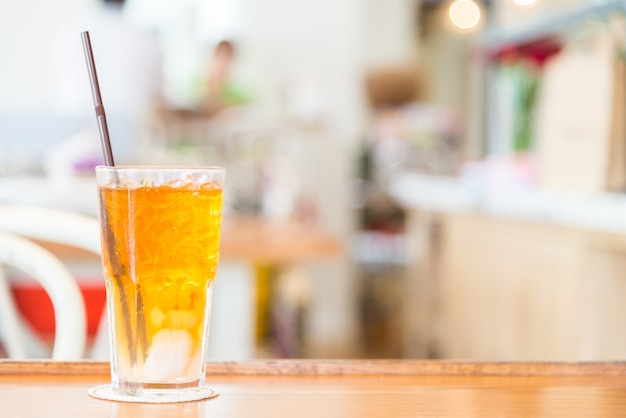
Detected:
left=2, top=360, right=626, bottom=376
left=2, top=361, right=626, bottom=418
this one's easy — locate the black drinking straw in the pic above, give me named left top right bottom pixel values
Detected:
left=81, top=31, right=115, bottom=167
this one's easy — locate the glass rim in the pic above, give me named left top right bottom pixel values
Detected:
left=95, top=165, right=225, bottom=172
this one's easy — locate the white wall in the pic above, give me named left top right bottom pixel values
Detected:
left=238, top=0, right=366, bottom=141
left=0, top=0, right=96, bottom=112
left=364, top=0, right=419, bottom=68
left=0, top=0, right=137, bottom=162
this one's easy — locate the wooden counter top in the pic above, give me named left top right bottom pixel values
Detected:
left=2, top=360, right=626, bottom=417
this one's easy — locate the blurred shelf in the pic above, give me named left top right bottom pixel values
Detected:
left=481, top=0, right=626, bottom=50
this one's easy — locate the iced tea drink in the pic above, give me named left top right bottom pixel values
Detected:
left=95, top=166, right=224, bottom=399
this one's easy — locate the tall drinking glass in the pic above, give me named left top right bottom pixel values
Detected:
left=92, top=166, right=224, bottom=402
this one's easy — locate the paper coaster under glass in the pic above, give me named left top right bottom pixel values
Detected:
left=88, top=384, right=219, bottom=404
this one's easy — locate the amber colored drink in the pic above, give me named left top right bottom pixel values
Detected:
left=96, top=166, right=224, bottom=398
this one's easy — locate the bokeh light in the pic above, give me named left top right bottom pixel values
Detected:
left=512, top=0, right=538, bottom=7
left=449, top=0, right=481, bottom=31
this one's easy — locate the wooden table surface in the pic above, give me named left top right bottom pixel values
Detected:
left=1, top=360, right=626, bottom=417
left=220, top=215, right=343, bottom=264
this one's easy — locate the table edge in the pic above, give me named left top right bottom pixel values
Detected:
left=2, top=360, right=626, bottom=376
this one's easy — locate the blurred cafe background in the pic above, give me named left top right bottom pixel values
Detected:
left=1, top=0, right=626, bottom=362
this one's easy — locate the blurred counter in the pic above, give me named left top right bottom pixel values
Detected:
left=390, top=172, right=626, bottom=361
left=390, top=171, right=626, bottom=234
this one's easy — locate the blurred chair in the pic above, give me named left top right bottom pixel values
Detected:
left=0, top=205, right=102, bottom=359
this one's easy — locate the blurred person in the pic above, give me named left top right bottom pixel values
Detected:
left=150, top=39, right=250, bottom=150
left=49, top=0, right=163, bottom=172
left=198, top=39, right=250, bottom=113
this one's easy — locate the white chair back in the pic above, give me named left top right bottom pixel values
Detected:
left=0, top=205, right=102, bottom=360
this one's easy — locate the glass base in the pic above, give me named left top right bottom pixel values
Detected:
left=88, top=384, right=219, bottom=403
